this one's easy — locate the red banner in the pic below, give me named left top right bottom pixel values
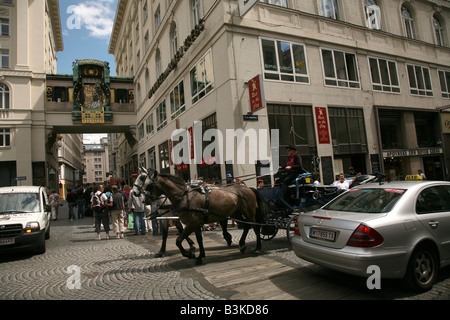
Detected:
left=249, top=74, right=265, bottom=113
left=315, top=107, right=330, bottom=144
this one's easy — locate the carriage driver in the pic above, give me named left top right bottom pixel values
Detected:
left=279, top=145, right=307, bottom=202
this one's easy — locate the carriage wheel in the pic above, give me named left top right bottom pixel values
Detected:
left=261, top=225, right=278, bottom=241
left=286, top=214, right=299, bottom=245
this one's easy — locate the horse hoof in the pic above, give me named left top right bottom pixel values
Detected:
left=226, top=239, right=232, bottom=247
left=154, top=252, right=164, bottom=258
left=195, top=257, right=204, bottom=265
left=239, top=246, right=246, bottom=254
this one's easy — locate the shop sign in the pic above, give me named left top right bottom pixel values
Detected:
left=248, top=74, right=266, bottom=113
left=315, top=107, right=330, bottom=144
left=383, top=147, right=443, bottom=158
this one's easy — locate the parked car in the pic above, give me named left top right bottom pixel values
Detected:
left=291, top=181, right=450, bottom=292
left=0, top=186, right=51, bottom=254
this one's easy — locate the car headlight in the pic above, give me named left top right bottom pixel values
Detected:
left=25, top=222, right=40, bottom=233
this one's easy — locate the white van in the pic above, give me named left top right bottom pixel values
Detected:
left=0, top=186, right=51, bottom=254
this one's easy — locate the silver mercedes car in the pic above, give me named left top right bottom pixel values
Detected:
left=291, top=181, right=450, bottom=292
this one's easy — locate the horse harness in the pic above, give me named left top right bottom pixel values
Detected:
left=173, top=185, right=213, bottom=224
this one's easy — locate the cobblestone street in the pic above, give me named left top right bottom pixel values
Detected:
left=1, top=202, right=449, bottom=302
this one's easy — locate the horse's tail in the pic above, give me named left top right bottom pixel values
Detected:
left=250, top=187, right=270, bottom=224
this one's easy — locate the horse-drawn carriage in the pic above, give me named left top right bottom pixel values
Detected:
left=133, top=168, right=384, bottom=265
left=257, top=172, right=386, bottom=242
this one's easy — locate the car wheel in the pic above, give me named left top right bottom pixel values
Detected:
left=35, top=233, right=46, bottom=255
left=45, top=224, right=50, bottom=240
left=404, top=245, right=438, bottom=292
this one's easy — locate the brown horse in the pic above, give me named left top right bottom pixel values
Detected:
left=134, top=168, right=270, bottom=265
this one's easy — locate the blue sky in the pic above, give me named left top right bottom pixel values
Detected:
left=57, top=0, right=118, bottom=76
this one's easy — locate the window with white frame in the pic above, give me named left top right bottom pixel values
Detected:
left=368, top=57, right=400, bottom=93
left=190, top=50, right=214, bottom=104
left=261, top=38, right=309, bottom=83
left=401, top=5, right=415, bottom=39
left=0, top=83, right=10, bottom=109
left=406, top=64, right=433, bottom=96
left=156, top=100, right=167, bottom=131
left=0, top=128, right=10, bottom=147
left=319, top=0, right=339, bottom=20
left=321, top=48, right=360, bottom=88
left=170, top=80, right=185, bottom=120
left=438, top=70, right=450, bottom=98
left=433, top=16, right=445, bottom=47
left=363, top=0, right=381, bottom=30
left=263, top=0, right=288, bottom=7
left=192, top=0, right=202, bottom=26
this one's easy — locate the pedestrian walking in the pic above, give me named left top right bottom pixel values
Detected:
left=129, top=190, right=146, bottom=235
left=49, top=190, right=60, bottom=220
left=66, top=189, right=77, bottom=221
left=91, top=185, right=111, bottom=240
left=110, top=185, right=125, bottom=239
left=76, top=185, right=85, bottom=219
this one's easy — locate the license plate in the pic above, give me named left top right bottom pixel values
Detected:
left=0, top=238, right=15, bottom=246
left=310, top=228, right=336, bottom=242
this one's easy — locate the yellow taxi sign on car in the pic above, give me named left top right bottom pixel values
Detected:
left=405, top=175, right=423, bottom=181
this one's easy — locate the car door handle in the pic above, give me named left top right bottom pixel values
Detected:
left=428, top=220, right=439, bottom=229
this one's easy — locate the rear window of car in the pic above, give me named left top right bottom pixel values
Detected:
left=323, top=188, right=405, bottom=213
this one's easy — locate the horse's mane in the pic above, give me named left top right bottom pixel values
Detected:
left=158, top=173, right=186, bottom=186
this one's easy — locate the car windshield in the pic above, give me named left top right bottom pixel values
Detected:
left=0, top=193, right=40, bottom=214
left=323, top=188, right=406, bottom=213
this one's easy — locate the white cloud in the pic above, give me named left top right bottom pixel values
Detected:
left=68, top=1, right=116, bottom=39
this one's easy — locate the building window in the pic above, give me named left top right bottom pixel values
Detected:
left=319, top=0, right=339, bottom=20
left=190, top=50, right=214, bottom=104
left=263, top=0, right=288, bottom=7
left=192, top=0, right=202, bottom=26
left=0, top=49, right=9, bottom=69
left=158, top=141, right=170, bottom=174
left=433, top=16, right=445, bottom=47
left=154, top=6, right=161, bottom=31
left=328, top=107, right=367, bottom=153
left=156, top=49, right=162, bottom=78
left=0, top=83, right=10, bottom=109
left=321, top=49, right=360, bottom=89
left=368, top=57, right=400, bottom=93
left=143, top=1, right=148, bottom=23
left=146, top=113, right=154, bottom=135
left=170, top=80, right=185, bottom=120
left=268, top=104, right=316, bottom=149
left=401, top=5, right=415, bottom=39
left=261, top=38, right=309, bottom=83
left=407, top=64, right=433, bottom=96
left=364, top=0, right=381, bottom=30
left=170, top=22, right=178, bottom=59
left=138, top=122, right=144, bottom=141
left=438, top=70, right=450, bottom=98
left=1, top=19, right=9, bottom=36
left=0, top=128, right=11, bottom=147
left=156, top=99, right=167, bottom=131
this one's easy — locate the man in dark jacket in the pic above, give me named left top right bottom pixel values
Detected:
left=279, top=145, right=306, bottom=202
